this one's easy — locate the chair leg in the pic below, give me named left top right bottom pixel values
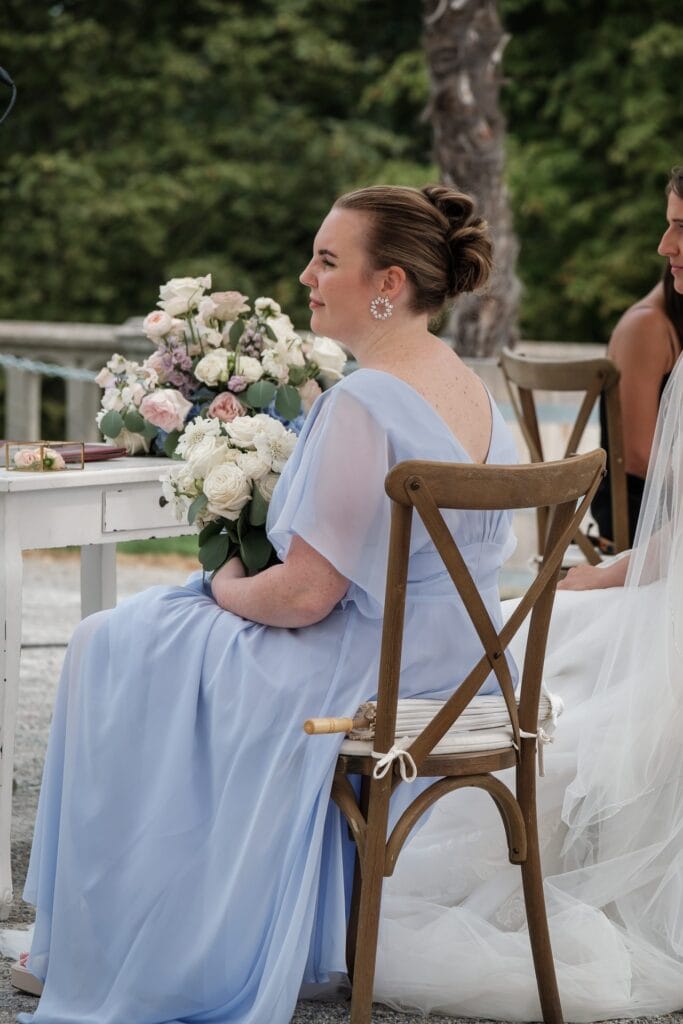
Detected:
left=349, top=775, right=392, bottom=1024
left=519, top=758, right=564, bottom=1024
left=346, top=775, right=371, bottom=980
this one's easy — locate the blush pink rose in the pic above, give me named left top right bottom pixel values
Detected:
left=13, top=448, right=41, bottom=469
left=210, top=291, right=250, bottom=320
left=207, top=391, right=246, bottom=423
left=140, top=389, right=193, bottom=432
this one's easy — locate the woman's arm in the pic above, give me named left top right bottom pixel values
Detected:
left=210, top=535, right=350, bottom=628
left=608, top=307, right=675, bottom=479
left=557, top=554, right=630, bottom=591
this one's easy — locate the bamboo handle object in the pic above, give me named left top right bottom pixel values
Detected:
left=304, top=716, right=358, bottom=735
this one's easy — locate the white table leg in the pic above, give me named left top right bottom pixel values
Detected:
left=80, top=544, right=117, bottom=619
left=0, top=501, right=23, bottom=919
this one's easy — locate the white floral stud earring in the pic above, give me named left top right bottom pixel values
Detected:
left=369, top=295, right=394, bottom=320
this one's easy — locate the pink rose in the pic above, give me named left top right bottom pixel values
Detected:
left=207, top=391, right=246, bottom=423
left=142, top=310, right=174, bottom=337
left=298, top=378, right=322, bottom=413
left=209, top=291, right=250, bottom=320
left=13, top=448, right=41, bottom=469
left=140, top=389, right=193, bottom=432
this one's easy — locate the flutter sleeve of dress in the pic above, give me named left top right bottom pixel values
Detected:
left=267, top=382, right=392, bottom=619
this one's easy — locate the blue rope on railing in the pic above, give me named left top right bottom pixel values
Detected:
left=0, top=352, right=98, bottom=382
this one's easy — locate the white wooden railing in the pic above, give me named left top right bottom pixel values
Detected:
left=0, top=318, right=605, bottom=444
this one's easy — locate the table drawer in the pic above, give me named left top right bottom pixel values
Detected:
left=103, top=484, right=179, bottom=533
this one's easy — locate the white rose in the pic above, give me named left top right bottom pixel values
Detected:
left=261, top=349, right=290, bottom=383
left=256, top=471, right=280, bottom=503
left=197, top=296, right=218, bottom=322
left=226, top=413, right=273, bottom=448
left=235, top=355, right=264, bottom=383
left=143, top=310, right=174, bottom=337
left=203, top=462, right=251, bottom=521
left=254, top=296, right=281, bottom=318
left=185, top=436, right=234, bottom=480
left=195, top=350, right=230, bottom=386
left=310, top=335, right=347, bottom=385
left=235, top=450, right=270, bottom=481
left=157, top=275, right=211, bottom=316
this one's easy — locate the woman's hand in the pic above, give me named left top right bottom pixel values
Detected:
left=557, top=554, right=629, bottom=591
left=210, top=556, right=246, bottom=602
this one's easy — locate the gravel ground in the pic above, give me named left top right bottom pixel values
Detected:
left=2, top=553, right=683, bottom=1024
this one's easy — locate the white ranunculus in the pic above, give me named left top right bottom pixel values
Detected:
left=143, top=310, right=174, bottom=337
left=226, top=413, right=274, bottom=448
left=254, top=296, right=281, bottom=318
left=235, top=450, right=271, bottom=481
left=185, top=435, right=234, bottom=480
left=235, top=355, right=263, bottom=383
left=203, top=462, right=251, bottom=521
left=195, top=350, right=230, bottom=386
left=158, top=275, right=211, bottom=316
left=256, top=471, right=280, bottom=503
left=254, top=426, right=297, bottom=474
left=310, top=335, right=347, bottom=385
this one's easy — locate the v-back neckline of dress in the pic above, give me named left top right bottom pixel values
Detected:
left=352, top=367, right=495, bottom=465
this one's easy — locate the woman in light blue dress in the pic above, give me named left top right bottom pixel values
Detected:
left=16, top=184, right=517, bottom=1023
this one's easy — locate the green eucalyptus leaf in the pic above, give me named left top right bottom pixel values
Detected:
left=198, top=531, right=231, bottom=572
left=249, top=486, right=268, bottom=527
left=163, top=429, right=181, bottom=458
left=100, top=410, right=124, bottom=438
left=229, top=319, right=245, bottom=347
left=245, top=380, right=276, bottom=409
left=123, top=409, right=145, bottom=433
left=187, top=492, right=208, bottom=525
left=239, top=529, right=273, bottom=573
left=198, top=519, right=224, bottom=545
left=142, top=419, right=159, bottom=441
left=274, top=384, right=302, bottom=420
left=263, top=323, right=277, bottom=342
left=287, top=365, right=307, bottom=386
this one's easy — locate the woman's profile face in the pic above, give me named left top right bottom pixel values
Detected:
left=658, top=191, right=683, bottom=295
left=299, top=208, right=380, bottom=346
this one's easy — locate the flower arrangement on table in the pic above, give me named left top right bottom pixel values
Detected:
left=95, top=275, right=347, bottom=572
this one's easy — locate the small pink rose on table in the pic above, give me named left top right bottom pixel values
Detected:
left=139, top=389, right=193, bottom=433
left=207, top=392, right=246, bottom=423
left=13, top=449, right=41, bottom=469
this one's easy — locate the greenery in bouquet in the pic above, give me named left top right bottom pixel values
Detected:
left=95, top=275, right=347, bottom=457
left=160, top=413, right=297, bottom=574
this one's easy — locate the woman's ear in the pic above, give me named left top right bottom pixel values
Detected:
left=378, top=265, right=407, bottom=301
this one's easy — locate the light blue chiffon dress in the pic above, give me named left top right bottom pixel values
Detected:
left=19, top=369, right=517, bottom=1024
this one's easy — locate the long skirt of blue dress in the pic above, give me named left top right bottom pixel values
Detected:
left=19, top=572, right=376, bottom=1024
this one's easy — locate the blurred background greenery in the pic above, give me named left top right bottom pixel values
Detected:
left=0, top=0, right=681, bottom=426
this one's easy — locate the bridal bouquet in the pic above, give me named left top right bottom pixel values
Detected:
left=160, top=413, right=297, bottom=572
left=95, top=275, right=346, bottom=457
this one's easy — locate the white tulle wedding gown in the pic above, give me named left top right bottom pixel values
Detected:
left=373, top=357, right=683, bottom=1021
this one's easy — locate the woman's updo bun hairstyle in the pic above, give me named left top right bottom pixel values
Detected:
left=334, top=183, right=492, bottom=314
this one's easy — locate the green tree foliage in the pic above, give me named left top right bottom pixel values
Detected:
left=500, top=0, right=683, bottom=341
left=0, top=0, right=432, bottom=327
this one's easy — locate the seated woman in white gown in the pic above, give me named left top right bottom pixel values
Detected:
left=374, top=167, right=683, bottom=1023
left=10, top=185, right=520, bottom=1023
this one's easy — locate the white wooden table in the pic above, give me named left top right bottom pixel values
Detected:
left=0, top=457, right=194, bottom=918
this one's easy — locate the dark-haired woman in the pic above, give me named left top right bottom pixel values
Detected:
left=14, top=185, right=519, bottom=1024
left=592, top=172, right=683, bottom=547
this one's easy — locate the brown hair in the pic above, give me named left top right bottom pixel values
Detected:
left=333, top=184, right=492, bottom=314
left=666, top=165, right=683, bottom=199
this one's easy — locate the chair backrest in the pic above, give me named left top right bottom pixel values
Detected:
left=374, top=450, right=605, bottom=774
left=499, top=347, right=629, bottom=561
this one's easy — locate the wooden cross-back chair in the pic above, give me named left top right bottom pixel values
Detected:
left=499, top=346, right=628, bottom=564
left=304, top=450, right=605, bottom=1024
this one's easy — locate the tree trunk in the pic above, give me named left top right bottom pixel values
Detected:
left=422, top=0, right=519, bottom=357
